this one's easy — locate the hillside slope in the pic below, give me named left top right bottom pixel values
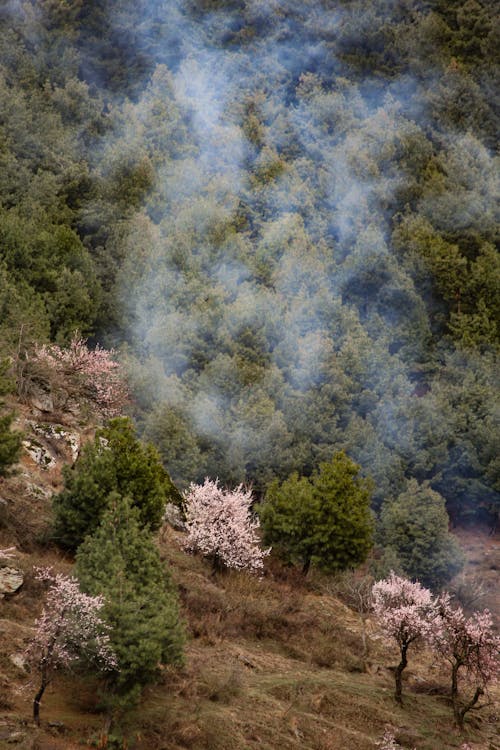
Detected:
left=0, top=398, right=498, bottom=750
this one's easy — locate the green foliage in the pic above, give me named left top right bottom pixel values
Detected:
left=52, top=417, right=181, bottom=549
left=76, top=494, right=184, bottom=703
left=0, top=0, right=498, bottom=528
left=379, top=480, right=464, bottom=590
left=259, top=452, right=373, bottom=574
left=0, top=360, right=22, bottom=477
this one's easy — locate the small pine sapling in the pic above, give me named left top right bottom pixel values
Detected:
left=26, top=568, right=116, bottom=725
left=183, top=478, right=270, bottom=574
left=372, top=572, right=437, bottom=704
left=430, top=593, right=500, bottom=729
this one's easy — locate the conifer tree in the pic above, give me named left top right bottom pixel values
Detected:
left=379, top=480, right=464, bottom=590
left=76, top=494, right=184, bottom=708
left=259, top=452, right=373, bottom=574
left=0, top=359, right=21, bottom=477
left=53, top=417, right=181, bottom=549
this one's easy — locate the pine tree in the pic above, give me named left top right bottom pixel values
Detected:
left=52, top=417, right=181, bottom=549
left=379, top=480, right=464, bottom=590
left=76, top=494, right=184, bottom=707
left=259, top=452, right=373, bottom=574
left=0, top=359, right=21, bottom=477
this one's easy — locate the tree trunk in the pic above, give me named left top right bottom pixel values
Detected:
left=33, top=678, right=48, bottom=726
left=394, top=642, right=409, bottom=704
left=211, top=554, right=225, bottom=576
left=360, top=615, right=370, bottom=671
left=454, top=684, right=484, bottom=730
left=450, top=661, right=460, bottom=726
left=301, top=556, right=311, bottom=576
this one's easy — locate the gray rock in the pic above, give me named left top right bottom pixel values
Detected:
left=28, top=422, right=80, bottom=463
left=6, top=731, right=25, bottom=743
left=9, top=653, right=28, bottom=671
left=30, top=389, right=54, bottom=413
left=0, top=567, right=24, bottom=597
left=163, top=503, right=186, bottom=531
left=22, top=440, right=56, bottom=469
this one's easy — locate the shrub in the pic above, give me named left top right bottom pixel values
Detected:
left=17, top=335, right=128, bottom=419
left=0, top=359, right=22, bottom=476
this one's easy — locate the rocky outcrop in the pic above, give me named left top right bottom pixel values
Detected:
left=0, top=567, right=23, bottom=598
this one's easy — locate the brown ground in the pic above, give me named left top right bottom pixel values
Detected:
left=0, top=404, right=498, bottom=750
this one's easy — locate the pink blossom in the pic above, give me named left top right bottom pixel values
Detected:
left=429, top=593, right=500, bottom=727
left=31, top=336, right=128, bottom=418
left=26, top=567, right=116, bottom=724
left=372, top=572, right=437, bottom=703
left=183, top=478, right=270, bottom=574
left=376, top=729, right=415, bottom=750
left=372, top=572, right=437, bottom=647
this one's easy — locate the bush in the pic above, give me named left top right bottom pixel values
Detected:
left=0, top=359, right=22, bottom=477
left=16, top=335, right=128, bottom=419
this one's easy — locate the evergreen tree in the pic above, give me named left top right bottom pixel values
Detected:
left=259, top=451, right=373, bottom=574
left=0, top=360, right=21, bottom=477
left=76, top=494, right=184, bottom=707
left=379, top=480, right=464, bottom=590
left=53, top=417, right=181, bottom=549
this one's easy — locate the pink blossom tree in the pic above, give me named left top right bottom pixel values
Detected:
left=430, top=594, right=500, bottom=729
left=26, top=568, right=117, bottom=725
left=19, top=335, right=128, bottom=418
left=372, top=572, right=437, bottom=704
left=183, top=478, right=270, bottom=574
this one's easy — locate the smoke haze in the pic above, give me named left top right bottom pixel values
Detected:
left=19, top=0, right=497, bottom=515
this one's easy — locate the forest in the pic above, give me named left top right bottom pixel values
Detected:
left=1, top=0, right=498, bottom=523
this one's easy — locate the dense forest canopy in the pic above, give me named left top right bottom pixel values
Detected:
left=0, top=0, right=498, bottom=524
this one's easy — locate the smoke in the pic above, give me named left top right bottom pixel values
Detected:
left=32, top=0, right=497, bottom=501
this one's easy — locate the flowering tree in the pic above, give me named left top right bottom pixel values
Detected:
left=430, top=594, right=500, bottom=729
left=26, top=568, right=117, bottom=725
left=183, top=478, right=270, bottom=574
left=18, top=335, right=128, bottom=418
left=372, top=572, right=437, bottom=704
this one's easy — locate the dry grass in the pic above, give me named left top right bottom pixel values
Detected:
left=0, top=426, right=498, bottom=750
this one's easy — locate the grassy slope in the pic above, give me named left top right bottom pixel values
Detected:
left=0, top=405, right=498, bottom=750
